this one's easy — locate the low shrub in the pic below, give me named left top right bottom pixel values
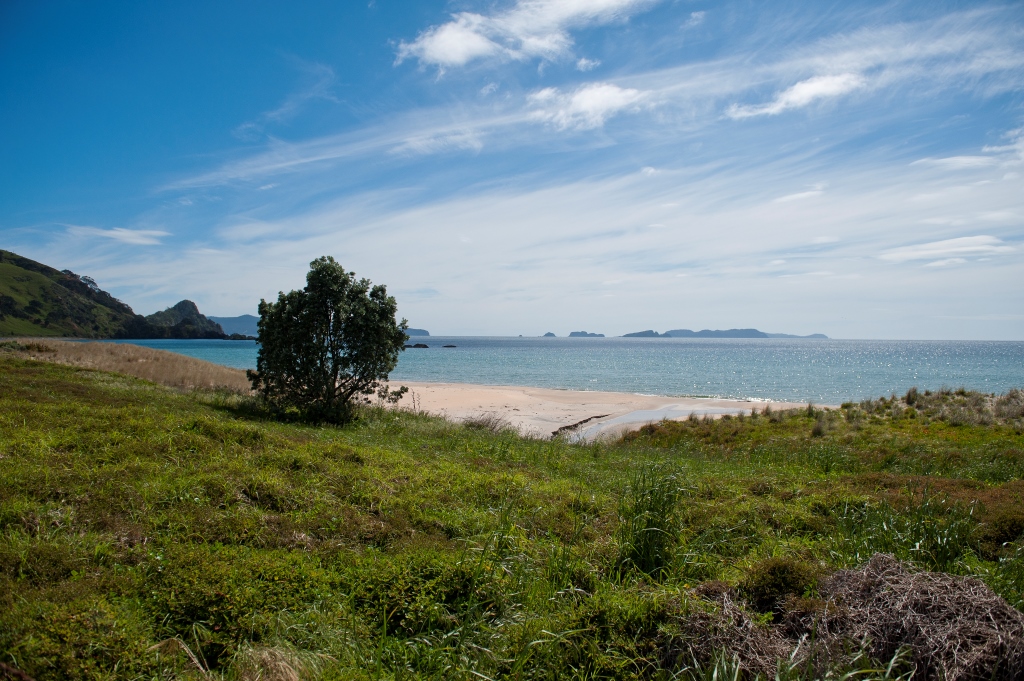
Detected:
left=739, top=556, right=819, bottom=614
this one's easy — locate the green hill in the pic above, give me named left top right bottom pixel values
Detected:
left=145, top=299, right=225, bottom=337
left=0, top=250, right=228, bottom=339
left=0, top=250, right=140, bottom=338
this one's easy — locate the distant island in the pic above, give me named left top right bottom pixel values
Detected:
left=623, top=328, right=828, bottom=339
left=543, top=332, right=556, bottom=337
left=0, top=249, right=249, bottom=340
left=406, top=328, right=430, bottom=336
left=209, top=314, right=258, bottom=337
left=568, top=331, right=605, bottom=337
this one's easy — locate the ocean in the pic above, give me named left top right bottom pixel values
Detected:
left=100, top=336, right=1024, bottom=404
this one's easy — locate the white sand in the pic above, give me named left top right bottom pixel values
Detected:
left=391, top=381, right=811, bottom=440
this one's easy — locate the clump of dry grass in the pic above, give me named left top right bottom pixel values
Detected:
left=666, top=554, right=1024, bottom=678
left=1, top=339, right=250, bottom=392
left=819, top=554, right=1024, bottom=679
left=851, top=386, right=1024, bottom=427
left=996, top=388, right=1024, bottom=420
left=665, top=590, right=792, bottom=676
left=231, top=644, right=321, bottom=681
left=463, top=412, right=516, bottom=433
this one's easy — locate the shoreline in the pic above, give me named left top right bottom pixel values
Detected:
left=392, top=380, right=814, bottom=440
left=4, top=339, right=821, bottom=439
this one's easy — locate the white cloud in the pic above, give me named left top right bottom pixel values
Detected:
left=924, top=257, right=967, bottom=267
left=391, top=130, right=485, bottom=155
left=528, top=82, right=648, bottom=130
left=911, top=156, right=999, bottom=170
left=774, top=190, right=823, bottom=203
left=396, top=14, right=504, bottom=68
left=727, top=73, right=865, bottom=119
left=395, top=0, right=660, bottom=69
left=683, top=11, right=705, bottom=28
left=576, top=57, right=600, bottom=71
left=879, top=235, right=1014, bottom=263
left=166, top=9, right=1024, bottom=192
left=66, top=226, right=171, bottom=246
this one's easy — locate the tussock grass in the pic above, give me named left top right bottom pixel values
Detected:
left=2, top=356, right=1024, bottom=679
left=0, top=338, right=250, bottom=391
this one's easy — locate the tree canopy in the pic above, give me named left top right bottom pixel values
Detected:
left=248, top=257, right=407, bottom=423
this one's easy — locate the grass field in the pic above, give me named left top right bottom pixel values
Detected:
left=2, top=351, right=1024, bottom=679
left=1, top=339, right=250, bottom=392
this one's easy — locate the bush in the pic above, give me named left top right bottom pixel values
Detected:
left=997, top=388, right=1024, bottom=420
left=247, top=257, right=408, bottom=423
left=739, top=556, right=819, bottom=614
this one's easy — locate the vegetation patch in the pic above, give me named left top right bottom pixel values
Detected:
left=2, top=359, right=1024, bottom=679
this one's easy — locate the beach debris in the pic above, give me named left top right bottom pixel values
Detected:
left=551, top=414, right=610, bottom=438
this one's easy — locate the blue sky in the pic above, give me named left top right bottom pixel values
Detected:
left=2, top=0, right=1023, bottom=339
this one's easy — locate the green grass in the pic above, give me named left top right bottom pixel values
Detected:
left=2, top=357, right=1024, bottom=679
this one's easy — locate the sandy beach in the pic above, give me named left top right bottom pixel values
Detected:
left=393, top=381, right=811, bottom=439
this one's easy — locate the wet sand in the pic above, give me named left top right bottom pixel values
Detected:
left=392, top=381, right=812, bottom=440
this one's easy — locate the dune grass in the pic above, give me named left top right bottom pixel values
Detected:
left=2, top=355, right=1024, bottom=679
left=0, top=339, right=250, bottom=392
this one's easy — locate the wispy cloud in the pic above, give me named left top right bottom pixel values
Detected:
left=911, top=156, right=999, bottom=170
left=924, top=257, right=967, bottom=267
left=880, top=236, right=1014, bottom=263
left=234, top=58, right=337, bottom=140
left=774, top=190, right=824, bottom=203
left=528, top=82, right=648, bottom=130
left=66, top=225, right=171, bottom=245
left=727, top=73, right=865, bottom=119
left=395, top=0, right=660, bottom=70
left=391, top=130, right=485, bottom=155
left=683, top=11, right=705, bottom=28
left=165, top=8, right=1024, bottom=192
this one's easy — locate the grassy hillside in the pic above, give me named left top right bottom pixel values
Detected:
left=0, top=251, right=230, bottom=340
left=145, top=300, right=227, bottom=338
left=0, top=250, right=139, bottom=338
left=2, top=353, right=1024, bottom=679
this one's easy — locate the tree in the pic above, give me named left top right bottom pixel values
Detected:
left=247, top=256, right=408, bottom=423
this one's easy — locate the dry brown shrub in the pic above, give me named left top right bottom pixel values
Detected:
left=666, top=554, right=1024, bottom=678
left=6, top=339, right=250, bottom=392
left=662, top=592, right=792, bottom=676
left=820, top=553, right=1024, bottom=679
left=997, top=389, right=1024, bottom=420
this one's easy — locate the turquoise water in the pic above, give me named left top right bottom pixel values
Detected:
left=103, top=337, right=1024, bottom=404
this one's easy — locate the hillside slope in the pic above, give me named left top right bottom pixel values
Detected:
left=0, top=250, right=139, bottom=338
left=0, top=250, right=228, bottom=339
left=144, top=299, right=225, bottom=338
